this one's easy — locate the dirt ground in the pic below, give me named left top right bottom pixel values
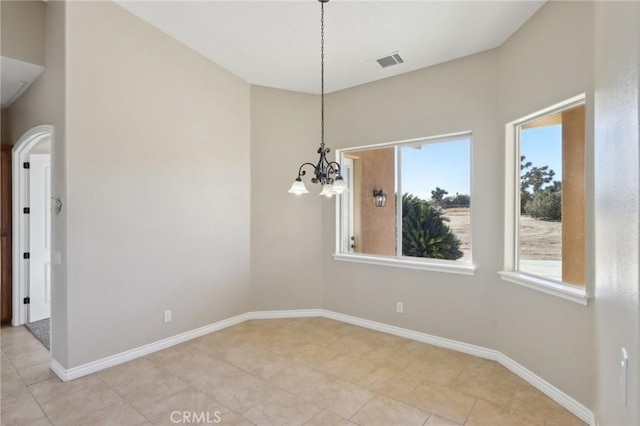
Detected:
left=443, top=208, right=561, bottom=262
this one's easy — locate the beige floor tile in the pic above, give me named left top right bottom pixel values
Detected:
left=326, top=336, right=378, bottom=357
left=300, top=377, right=374, bottom=419
left=451, top=366, right=518, bottom=405
left=40, top=386, right=122, bottom=424
left=510, top=385, right=584, bottom=426
left=492, top=364, right=530, bottom=387
left=305, top=409, right=355, bottom=426
left=29, top=375, right=107, bottom=405
left=351, top=394, right=429, bottom=426
left=4, top=342, right=50, bottom=371
left=358, top=365, right=422, bottom=401
left=405, top=358, right=464, bottom=387
left=139, top=387, right=229, bottom=425
left=1, top=350, right=15, bottom=372
left=99, top=358, right=165, bottom=388
left=268, top=363, right=331, bottom=393
left=404, top=381, right=476, bottom=424
left=154, top=348, right=244, bottom=384
left=466, top=398, right=537, bottom=426
left=217, top=411, right=257, bottom=426
left=66, top=400, right=148, bottom=426
left=114, top=371, right=189, bottom=411
left=17, top=362, right=57, bottom=386
left=361, top=345, right=415, bottom=370
left=198, top=373, right=276, bottom=413
left=0, top=393, right=52, bottom=426
left=326, top=354, right=377, bottom=382
left=243, top=389, right=320, bottom=425
left=401, top=341, right=449, bottom=360
left=424, top=413, right=461, bottom=425
left=0, top=319, right=585, bottom=426
left=144, top=342, right=198, bottom=364
left=1, top=327, right=36, bottom=349
left=237, top=348, right=290, bottom=380
left=1, top=368, right=31, bottom=404
left=290, top=344, right=341, bottom=372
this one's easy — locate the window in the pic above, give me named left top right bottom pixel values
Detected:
left=335, top=133, right=474, bottom=275
left=501, top=95, right=588, bottom=304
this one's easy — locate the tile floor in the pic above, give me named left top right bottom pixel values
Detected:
left=1, top=318, right=586, bottom=425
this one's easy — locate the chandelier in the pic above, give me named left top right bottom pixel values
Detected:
left=288, top=0, right=348, bottom=197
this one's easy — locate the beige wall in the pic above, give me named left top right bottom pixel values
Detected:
left=322, top=50, right=500, bottom=348
left=64, top=1, right=251, bottom=367
left=0, top=0, right=46, bottom=66
left=7, top=0, right=67, bottom=366
left=250, top=86, right=323, bottom=310
left=593, top=2, right=639, bottom=424
left=497, top=1, right=595, bottom=406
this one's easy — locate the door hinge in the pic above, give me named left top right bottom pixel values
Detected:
left=23, top=252, right=30, bottom=259
left=23, top=162, right=30, bottom=169
left=23, top=207, right=30, bottom=214
left=23, top=297, right=30, bottom=304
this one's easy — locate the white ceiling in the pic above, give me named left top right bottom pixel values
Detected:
left=119, top=1, right=545, bottom=94
left=1, top=56, right=45, bottom=108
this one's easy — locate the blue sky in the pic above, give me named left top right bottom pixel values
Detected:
left=520, top=124, right=562, bottom=183
left=401, top=138, right=471, bottom=200
left=399, top=125, right=562, bottom=201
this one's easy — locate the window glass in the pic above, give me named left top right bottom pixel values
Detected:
left=517, top=104, right=585, bottom=285
left=339, top=135, right=472, bottom=264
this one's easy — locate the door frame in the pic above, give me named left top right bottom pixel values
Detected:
left=12, top=125, right=53, bottom=326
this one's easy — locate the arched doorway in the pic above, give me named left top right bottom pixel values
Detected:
left=12, top=125, right=53, bottom=342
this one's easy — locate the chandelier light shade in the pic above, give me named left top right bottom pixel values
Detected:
left=373, top=189, right=387, bottom=207
left=288, top=0, right=348, bottom=198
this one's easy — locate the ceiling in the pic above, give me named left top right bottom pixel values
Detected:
left=116, top=1, right=545, bottom=94
left=1, top=56, right=45, bottom=108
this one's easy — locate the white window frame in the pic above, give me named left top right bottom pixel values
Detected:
left=333, top=132, right=476, bottom=276
left=500, top=94, right=590, bottom=305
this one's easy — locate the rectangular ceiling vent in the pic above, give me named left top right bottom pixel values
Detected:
left=376, top=53, right=404, bottom=69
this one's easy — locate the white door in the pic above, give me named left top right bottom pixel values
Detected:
left=28, top=154, right=51, bottom=322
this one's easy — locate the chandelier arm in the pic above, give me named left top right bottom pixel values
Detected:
left=326, top=160, right=342, bottom=176
left=297, top=162, right=318, bottom=178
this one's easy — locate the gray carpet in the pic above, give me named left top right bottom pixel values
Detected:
left=26, top=318, right=50, bottom=350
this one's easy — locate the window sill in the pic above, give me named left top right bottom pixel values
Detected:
left=333, top=253, right=477, bottom=276
left=498, top=271, right=589, bottom=306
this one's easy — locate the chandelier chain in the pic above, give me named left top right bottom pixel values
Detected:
left=320, top=1, right=325, bottom=148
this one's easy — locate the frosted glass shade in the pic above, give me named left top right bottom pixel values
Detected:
left=332, top=177, right=348, bottom=194
left=319, top=184, right=335, bottom=197
left=288, top=179, right=309, bottom=195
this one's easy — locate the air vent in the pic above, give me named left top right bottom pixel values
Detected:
left=376, top=53, right=405, bottom=69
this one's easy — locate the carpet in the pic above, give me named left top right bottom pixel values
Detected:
left=26, top=318, right=50, bottom=350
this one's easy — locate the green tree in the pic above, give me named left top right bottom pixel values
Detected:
left=525, top=189, right=562, bottom=221
left=520, top=155, right=558, bottom=213
left=402, top=194, right=462, bottom=260
left=430, top=187, right=449, bottom=206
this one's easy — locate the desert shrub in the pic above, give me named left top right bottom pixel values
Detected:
left=442, top=193, right=470, bottom=208
left=525, top=190, right=561, bottom=221
left=402, top=194, right=463, bottom=260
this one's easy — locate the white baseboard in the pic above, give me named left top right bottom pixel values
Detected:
left=50, top=312, right=252, bottom=381
left=49, top=309, right=595, bottom=425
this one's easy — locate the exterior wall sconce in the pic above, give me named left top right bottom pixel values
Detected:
left=373, top=189, right=387, bottom=207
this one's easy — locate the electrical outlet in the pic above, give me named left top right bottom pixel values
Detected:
left=164, top=310, right=172, bottom=323
left=396, top=302, right=404, bottom=314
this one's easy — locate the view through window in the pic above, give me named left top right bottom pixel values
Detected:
left=339, top=135, right=472, bottom=263
left=517, top=103, right=585, bottom=285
